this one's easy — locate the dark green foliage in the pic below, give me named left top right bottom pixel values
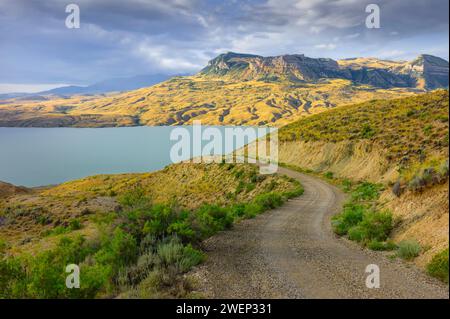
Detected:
left=367, top=240, right=397, bottom=251
left=254, top=192, right=284, bottom=209
left=331, top=203, right=365, bottom=235
left=0, top=179, right=304, bottom=298
left=324, top=172, right=334, bottom=179
left=332, top=179, right=392, bottom=247
left=360, top=124, right=375, bottom=138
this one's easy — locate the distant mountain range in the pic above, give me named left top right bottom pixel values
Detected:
left=0, top=52, right=448, bottom=127
left=0, top=74, right=179, bottom=100
left=201, top=52, right=449, bottom=90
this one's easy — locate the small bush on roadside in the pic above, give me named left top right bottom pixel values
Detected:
left=341, top=179, right=353, bottom=192
left=243, top=202, right=264, bottom=218
left=397, top=240, right=421, bottom=260
left=333, top=204, right=393, bottom=246
left=347, top=225, right=368, bottom=242
left=331, top=203, right=365, bottom=236
left=324, top=172, right=334, bottom=179
left=254, top=193, right=284, bottom=209
left=426, top=248, right=449, bottom=283
left=358, top=210, right=393, bottom=242
left=367, top=240, right=397, bottom=251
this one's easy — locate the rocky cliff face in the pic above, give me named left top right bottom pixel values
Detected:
left=409, top=54, right=449, bottom=89
left=201, top=52, right=449, bottom=90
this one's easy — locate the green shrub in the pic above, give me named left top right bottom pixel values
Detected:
left=254, top=193, right=284, bottom=209
left=69, top=219, right=82, bottom=231
left=367, top=240, right=397, bottom=251
left=358, top=210, right=393, bottom=242
left=348, top=226, right=368, bottom=242
left=361, top=124, right=375, bottom=138
left=331, top=203, right=365, bottom=235
left=351, top=182, right=382, bottom=201
left=156, top=238, right=204, bottom=272
left=47, top=225, right=70, bottom=236
left=324, top=172, right=334, bottom=179
left=193, top=204, right=233, bottom=238
left=230, top=203, right=246, bottom=217
left=426, top=248, right=449, bottom=283
left=94, top=228, right=138, bottom=274
left=397, top=240, right=421, bottom=260
left=118, top=187, right=148, bottom=208
left=341, top=179, right=353, bottom=192
left=142, top=204, right=178, bottom=238
left=167, top=220, right=196, bottom=242
left=333, top=205, right=393, bottom=244
left=243, top=202, right=264, bottom=218
left=0, top=235, right=105, bottom=298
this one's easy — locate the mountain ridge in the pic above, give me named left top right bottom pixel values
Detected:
left=201, top=52, right=449, bottom=90
left=0, top=52, right=448, bottom=128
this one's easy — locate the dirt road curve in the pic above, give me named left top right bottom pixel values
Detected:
left=192, top=167, right=449, bottom=299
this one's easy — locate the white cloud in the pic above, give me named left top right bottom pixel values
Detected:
left=0, top=83, right=72, bottom=94
left=135, top=42, right=206, bottom=72
left=314, top=43, right=337, bottom=50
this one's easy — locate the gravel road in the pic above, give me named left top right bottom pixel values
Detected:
left=191, top=167, right=449, bottom=299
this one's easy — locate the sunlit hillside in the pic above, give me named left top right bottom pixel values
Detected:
left=0, top=76, right=419, bottom=127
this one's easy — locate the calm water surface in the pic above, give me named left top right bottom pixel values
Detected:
left=0, top=126, right=258, bottom=187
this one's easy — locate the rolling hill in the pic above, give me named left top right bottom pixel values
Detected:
left=0, top=53, right=447, bottom=128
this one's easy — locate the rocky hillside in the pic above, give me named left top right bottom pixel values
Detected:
left=203, top=52, right=449, bottom=89
left=0, top=53, right=447, bottom=128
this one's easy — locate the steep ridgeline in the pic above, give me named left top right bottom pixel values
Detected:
left=202, top=52, right=449, bottom=90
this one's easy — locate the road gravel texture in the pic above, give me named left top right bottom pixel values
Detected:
left=191, top=167, right=449, bottom=299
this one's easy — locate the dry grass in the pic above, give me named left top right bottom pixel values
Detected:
left=0, top=76, right=418, bottom=127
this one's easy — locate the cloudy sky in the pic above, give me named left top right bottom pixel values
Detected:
left=0, top=0, right=448, bottom=92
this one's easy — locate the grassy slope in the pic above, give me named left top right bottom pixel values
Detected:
left=0, top=163, right=299, bottom=254
left=0, top=76, right=418, bottom=127
left=279, top=90, right=448, bottom=163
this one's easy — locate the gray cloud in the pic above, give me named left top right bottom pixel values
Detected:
left=0, top=0, right=448, bottom=85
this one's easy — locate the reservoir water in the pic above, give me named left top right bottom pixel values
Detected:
left=0, top=126, right=261, bottom=187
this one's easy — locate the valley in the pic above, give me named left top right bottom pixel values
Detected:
left=1, top=52, right=448, bottom=128
left=0, top=52, right=448, bottom=299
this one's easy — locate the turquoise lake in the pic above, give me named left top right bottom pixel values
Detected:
left=0, top=126, right=261, bottom=187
